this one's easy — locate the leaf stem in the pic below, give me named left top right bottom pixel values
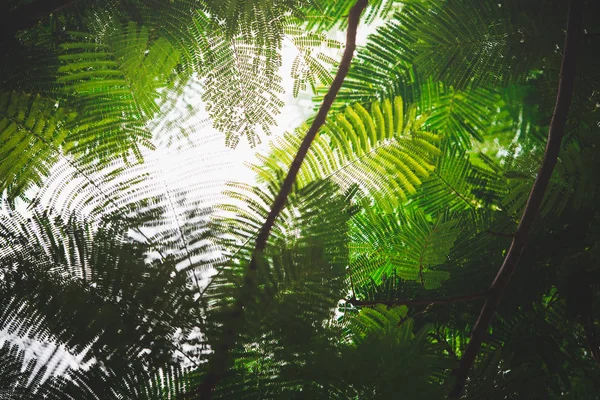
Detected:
left=346, top=291, right=487, bottom=307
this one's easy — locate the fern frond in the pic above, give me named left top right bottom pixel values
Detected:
left=284, top=26, right=342, bottom=96
left=326, top=12, right=505, bottom=149
left=415, top=144, right=506, bottom=214
left=410, top=0, right=534, bottom=89
left=343, top=303, right=409, bottom=342
left=189, top=13, right=285, bottom=147
left=57, top=22, right=181, bottom=163
left=329, top=0, right=554, bottom=150
left=201, top=0, right=309, bottom=38
left=502, top=132, right=600, bottom=219
left=252, top=96, right=441, bottom=210
left=334, top=314, right=451, bottom=399
left=0, top=340, right=99, bottom=399
left=0, top=91, right=74, bottom=199
left=0, top=210, right=198, bottom=389
left=333, top=0, right=539, bottom=92
left=350, top=207, right=458, bottom=289
left=322, top=13, right=419, bottom=109
left=194, top=179, right=353, bottom=396
left=425, top=87, right=501, bottom=148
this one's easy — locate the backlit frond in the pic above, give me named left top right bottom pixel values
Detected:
left=0, top=92, right=74, bottom=199
left=252, top=96, right=441, bottom=210
left=57, top=23, right=181, bottom=163
left=189, top=14, right=285, bottom=147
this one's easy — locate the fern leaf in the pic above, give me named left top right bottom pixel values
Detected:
left=350, top=207, right=458, bottom=289
left=58, top=23, right=181, bottom=163
left=252, top=96, right=441, bottom=211
left=190, top=13, right=285, bottom=147
left=0, top=91, right=74, bottom=199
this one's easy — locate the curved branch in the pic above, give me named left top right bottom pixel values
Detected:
left=191, top=0, right=369, bottom=398
left=346, top=291, right=487, bottom=308
left=449, top=0, right=583, bottom=397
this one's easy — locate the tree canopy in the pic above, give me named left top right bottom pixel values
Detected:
left=0, top=0, right=599, bottom=399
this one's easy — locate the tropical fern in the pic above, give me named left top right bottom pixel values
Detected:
left=0, top=209, right=199, bottom=393
left=57, top=22, right=181, bottom=162
left=200, top=0, right=309, bottom=38
left=502, top=130, right=600, bottom=220
left=349, top=207, right=459, bottom=289
left=191, top=180, right=354, bottom=398
left=408, top=0, right=537, bottom=90
left=284, top=25, right=342, bottom=96
left=335, top=308, right=452, bottom=399
left=327, top=0, right=559, bottom=149
left=188, top=12, right=285, bottom=147
left=196, top=177, right=454, bottom=398
left=415, top=144, right=506, bottom=214
left=424, top=87, right=501, bottom=148
left=252, top=96, right=441, bottom=210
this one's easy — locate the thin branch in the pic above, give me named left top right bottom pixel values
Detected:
left=346, top=291, right=487, bottom=308
left=191, top=1, right=369, bottom=398
left=582, top=318, right=600, bottom=367
left=448, top=1, right=583, bottom=397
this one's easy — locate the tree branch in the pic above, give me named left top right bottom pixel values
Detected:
left=582, top=318, right=600, bottom=367
left=448, top=0, right=583, bottom=397
left=346, top=292, right=487, bottom=307
left=191, top=0, right=369, bottom=398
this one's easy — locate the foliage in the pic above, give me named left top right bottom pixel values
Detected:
left=251, top=96, right=441, bottom=210
left=0, top=91, right=74, bottom=199
left=0, top=0, right=599, bottom=399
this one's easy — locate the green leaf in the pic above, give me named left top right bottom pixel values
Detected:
left=0, top=92, right=73, bottom=199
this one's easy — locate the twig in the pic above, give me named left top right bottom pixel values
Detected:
left=191, top=1, right=369, bottom=398
left=582, top=318, right=600, bottom=367
left=448, top=1, right=583, bottom=397
left=346, top=291, right=487, bottom=308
